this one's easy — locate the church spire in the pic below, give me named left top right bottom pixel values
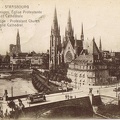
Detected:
left=65, top=9, right=74, bottom=38
left=74, top=34, right=77, bottom=57
left=51, top=7, right=59, bottom=36
left=49, top=7, right=61, bottom=70
left=16, top=29, right=21, bottom=54
left=99, top=37, right=102, bottom=52
left=67, top=10, right=72, bottom=31
left=81, top=23, right=84, bottom=41
left=74, top=34, right=77, bottom=47
left=17, top=29, right=20, bottom=38
left=16, top=29, right=20, bottom=45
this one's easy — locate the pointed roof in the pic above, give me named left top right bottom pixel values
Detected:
left=16, top=29, right=20, bottom=45
left=67, top=10, right=72, bottom=32
left=81, top=23, right=84, bottom=41
left=17, top=29, right=20, bottom=38
left=99, top=37, right=102, bottom=52
left=88, top=38, right=100, bottom=55
left=52, top=7, right=58, bottom=31
left=74, top=34, right=77, bottom=47
left=81, top=23, right=83, bottom=35
left=66, top=9, right=74, bottom=37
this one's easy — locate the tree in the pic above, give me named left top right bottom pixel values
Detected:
left=49, top=63, right=71, bottom=83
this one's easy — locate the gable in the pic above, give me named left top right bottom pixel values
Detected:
left=88, top=39, right=100, bottom=55
left=64, top=40, right=74, bottom=55
left=63, top=40, right=75, bottom=63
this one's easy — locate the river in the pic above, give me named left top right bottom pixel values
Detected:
left=0, top=78, right=37, bottom=97
left=0, top=76, right=103, bottom=119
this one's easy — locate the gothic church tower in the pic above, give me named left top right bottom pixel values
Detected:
left=65, top=10, right=74, bottom=44
left=49, top=8, right=61, bottom=70
left=16, top=29, right=21, bottom=54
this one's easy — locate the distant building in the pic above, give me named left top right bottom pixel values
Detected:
left=103, top=51, right=120, bottom=80
left=9, top=44, right=16, bottom=55
left=31, top=54, right=43, bottom=68
left=67, top=38, right=109, bottom=88
left=102, top=51, right=110, bottom=59
left=9, top=29, right=21, bottom=56
left=10, top=51, right=49, bottom=69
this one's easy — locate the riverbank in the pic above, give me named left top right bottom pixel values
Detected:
left=0, top=69, right=32, bottom=73
left=0, top=70, right=32, bottom=80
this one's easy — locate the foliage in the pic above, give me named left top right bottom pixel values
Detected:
left=42, top=53, right=49, bottom=69
left=49, top=63, right=72, bottom=83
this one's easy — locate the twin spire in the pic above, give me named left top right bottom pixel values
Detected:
left=52, top=7, right=84, bottom=41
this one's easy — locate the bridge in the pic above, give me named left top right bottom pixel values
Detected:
left=2, top=90, right=102, bottom=118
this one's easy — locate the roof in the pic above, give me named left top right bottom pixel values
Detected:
left=74, top=54, right=93, bottom=65
left=87, top=39, right=100, bottom=55
left=63, top=38, right=82, bottom=49
left=18, top=53, right=28, bottom=57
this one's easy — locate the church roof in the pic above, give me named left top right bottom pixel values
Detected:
left=69, top=39, right=105, bottom=66
left=63, top=38, right=82, bottom=49
left=74, top=54, right=94, bottom=65
left=87, top=38, right=100, bottom=55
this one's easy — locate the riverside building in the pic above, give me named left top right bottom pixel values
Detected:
left=67, top=38, right=109, bottom=88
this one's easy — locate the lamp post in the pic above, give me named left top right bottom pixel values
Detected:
left=116, top=83, right=117, bottom=97
left=118, top=93, right=120, bottom=108
left=11, top=80, right=14, bottom=97
left=10, top=61, right=14, bottom=72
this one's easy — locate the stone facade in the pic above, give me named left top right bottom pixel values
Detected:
left=67, top=39, right=109, bottom=88
left=49, top=8, right=84, bottom=70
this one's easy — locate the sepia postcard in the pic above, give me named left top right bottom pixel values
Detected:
left=0, top=0, right=120, bottom=119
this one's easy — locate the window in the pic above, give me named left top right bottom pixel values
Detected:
left=83, top=66, right=84, bottom=69
left=52, top=39, right=53, bottom=46
left=90, top=66, right=92, bottom=69
left=81, top=66, right=83, bottom=69
left=83, top=74, right=85, bottom=78
left=79, top=74, right=81, bottom=77
left=75, top=73, right=77, bottom=77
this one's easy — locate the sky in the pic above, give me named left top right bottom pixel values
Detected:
left=0, top=0, right=120, bottom=54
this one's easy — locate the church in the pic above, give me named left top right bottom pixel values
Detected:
left=9, top=29, right=21, bottom=56
left=49, top=8, right=84, bottom=70
left=49, top=8, right=110, bottom=87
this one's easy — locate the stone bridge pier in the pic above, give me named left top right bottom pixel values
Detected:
left=22, top=94, right=102, bottom=118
